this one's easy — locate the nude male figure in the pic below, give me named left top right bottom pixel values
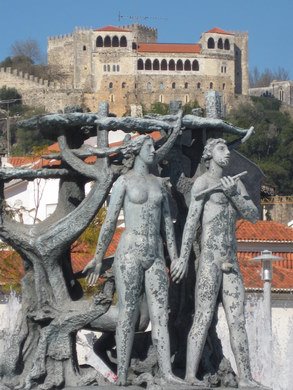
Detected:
left=172, top=138, right=269, bottom=388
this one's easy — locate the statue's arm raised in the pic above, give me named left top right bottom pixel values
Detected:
left=221, top=177, right=259, bottom=223
left=83, top=175, right=126, bottom=285
left=171, top=178, right=205, bottom=283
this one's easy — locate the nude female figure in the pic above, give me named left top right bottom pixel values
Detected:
left=83, top=135, right=185, bottom=386
left=172, top=138, right=269, bottom=388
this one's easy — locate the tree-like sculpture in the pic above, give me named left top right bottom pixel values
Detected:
left=0, top=102, right=255, bottom=389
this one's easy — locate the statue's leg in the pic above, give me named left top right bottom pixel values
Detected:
left=185, top=260, right=222, bottom=384
left=114, top=255, right=143, bottom=386
left=145, top=258, right=185, bottom=385
left=222, top=268, right=258, bottom=387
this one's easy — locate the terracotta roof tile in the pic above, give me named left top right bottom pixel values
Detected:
left=138, top=43, right=201, bottom=54
left=206, top=27, right=234, bottom=36
left=236, top=220, right=293, bottom=242
left=94, top=25, right=131, bottom=32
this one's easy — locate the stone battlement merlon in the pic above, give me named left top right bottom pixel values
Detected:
left=48, top=33, right=73, bottom=41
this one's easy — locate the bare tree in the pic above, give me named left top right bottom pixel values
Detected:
left=250, top=66, right=290, bottom=88
left=11, top=39, right=43, bottom=64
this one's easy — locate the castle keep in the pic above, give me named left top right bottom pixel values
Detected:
left=0, top=24, right=249, bottom=114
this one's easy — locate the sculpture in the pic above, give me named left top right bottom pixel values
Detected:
left=171, top=138, right=267, bottom=388
left=0, top=101, right=259, bottom=389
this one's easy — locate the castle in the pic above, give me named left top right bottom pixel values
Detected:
left=0, top=24, right=250, bottom=115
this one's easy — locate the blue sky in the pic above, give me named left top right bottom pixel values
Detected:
left=0, top=0, right=292, bottom=78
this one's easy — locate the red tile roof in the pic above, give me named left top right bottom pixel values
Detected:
left=94, top=25, right=131, bottom=32
left=138, top=43, right=201, bottom=54
left=236, top=220, right=293, bottom=242
left=206, top=27, right=234, bottom=36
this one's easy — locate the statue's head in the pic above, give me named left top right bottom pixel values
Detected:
left=202, top=138, right=230, bottom=168
left=137, top=136, right=155, bottom=165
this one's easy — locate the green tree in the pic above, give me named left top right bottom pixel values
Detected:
left=227, top=96, right=293, bottom=194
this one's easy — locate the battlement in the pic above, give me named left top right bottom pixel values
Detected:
left=48, top=33, right=73, bottom=41
left=0, top=67, right=71, bottom=90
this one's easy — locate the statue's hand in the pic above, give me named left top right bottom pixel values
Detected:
left=221, top=176, right=238, bottom=197
left=82, top=258, right=102, bottom=286
left=171, top=257, right=188, bottom=283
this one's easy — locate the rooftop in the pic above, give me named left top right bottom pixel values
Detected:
left=236, top=220, right=293, bottom=243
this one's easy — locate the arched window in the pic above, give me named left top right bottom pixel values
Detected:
left=122, top=82, right=126, bottom=89
left=176, top=59, right=183, bottom=71
left=185, top=95, right=190, bottom=103
left=109, top=94, right=114, bottom=102
left=224, top=39, right=230, bottom=50
left=145, top=59, right=152, bottom=70
left=153, top=59, right=160, bottom=70
left=137, top=59, right=144, bottom=70
left=132, top=42, right=137, bottom=50
left=184, top=60, right=191, bottom=71
left=96, top=36, right=103, bottom=47
left=161, top=59, right=167, bottom=71
left=172, top=82, right=176, bottom=89
left=83, top=45, right=86, bottom=51
left=160, top=82, right=164, bottom=90
left=109, top=82, right=113, bottom=89
left=207, top=37, right=215, bottom=49
left=192, top=60, right=199, bottom=71
left=185, top=82, right=189, bottom=89
left=197, top=82, right=201, bottom=89
left=107, top=65, right=110, bottom=72
left=103, top=65, right=107, bottom=72
left=169, top=59, right=175, bottom=71
left=222, top=83, right=226, bottom=90
left=279, top=89, right=284, bottom=101
left=104, top=36, right=111, bottom=47
left=147, top=82, right=152, bottom=91
left=159, top=94, right=164, bottom=103
left=112, top=36, right=119, bottom=47
left=218, top=38, right=223, bottom=49
left=210, top=82, right=213, bottom=89
left=120, top=36, right=127, bottom=47
left=117, top=65, right=120, bottom=72
left=112, top=65, right=116, bottom=72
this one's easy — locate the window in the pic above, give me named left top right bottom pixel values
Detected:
left=224, top=39, right=230, bottom=50
left=172, top=82, right=176, bottom=89
left=218, top=38, right=223, bottom=49
left=153, top=59, right=160, bottom=71
left=279, top=89, right=284, bottom=101
left=109, top=82, right=113, bottom=89
left=109, top=94, right=114, bottom=102
left=169, top=59, right=175, bottom=71
left=159, top=94, right=164, bottom=103
left=185, top=82, right=189, bottom=89
left=161, top=59, right=167, bottom=71
left=147, top=82, right=152, bottom=91
left=192, top=60, right=199, bottom=71
left=117, top=65, right=120, bottom=72
left=96, top=36, right=103, bottom=47
left=197, top=82, right=201, bottom=89
left=112, top=36, right=119, bottom=47
left=137, top=59, right=144, bottom=70
left=132, top=42, right=137, bottom=50
left=112, top=65, right=116, bottom=72
left=210, top=82, right=213, bottom=89
left=122, top=82, right=126, bottom=89
left=185, top=95, right=190, bottom=103
left=107, top=65, right=110, bottom=72
left=83, top=45, right=86, bottom=51
left=160, top=82, right=164, bottom=90
left=222, top=83, right=226, bottom=90
left=103, top=65, right=107, bottom=72
left=207, top=37, right=215, bottom=49
left=145, top=59, right=152, bottom=70
left=184, top=60, right=191, bottom=71
left=104, top=36, right=111, bottom=47
left=176, top=59, right=183, bottom=71
left=120, top=36, right=127, bottom=47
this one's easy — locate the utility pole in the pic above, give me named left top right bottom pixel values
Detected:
left=0, top=98, right=21, bottom=156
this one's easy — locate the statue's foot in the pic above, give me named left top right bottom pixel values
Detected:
left=185, top=375, right=208, bottom=387
left=238, top=378, right=271, bottom=389
left=160, top=373, right=186, bottom=385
